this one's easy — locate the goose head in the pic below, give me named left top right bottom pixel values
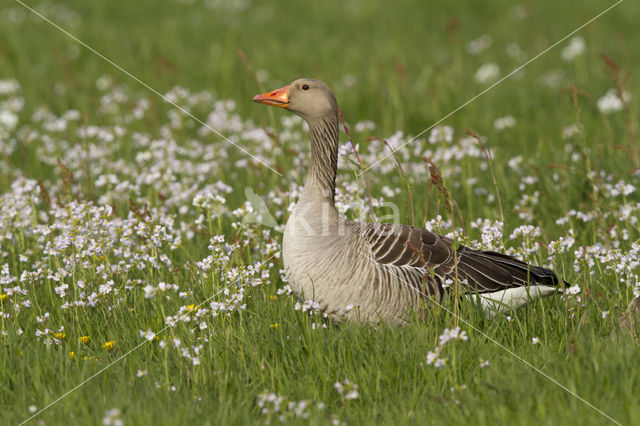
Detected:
left=253, top=78, right=337, bottom=122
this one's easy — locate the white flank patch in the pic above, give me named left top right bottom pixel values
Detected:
left=467, top=286, right=559, bottom=317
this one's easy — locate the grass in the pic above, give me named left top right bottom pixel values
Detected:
left=1, top=0, right=639, bottom=424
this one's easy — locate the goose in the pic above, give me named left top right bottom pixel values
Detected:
left=253, top=78, right=567, bottom=326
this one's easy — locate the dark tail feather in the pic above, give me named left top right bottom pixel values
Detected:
left=479, top=250, right=569, bottom=287
left=459, top=250, right=569, bottom=290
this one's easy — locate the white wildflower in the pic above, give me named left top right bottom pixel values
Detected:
left=466, top=35, right=492, bottom=55
left=102, top=408, right=124, bottom=426
left=434, top=358, right=446, bottom=369
left=562, top=123, right=581, bottom=139
left=494, top=115, right=516, bottom=131
left=354, top=120, right=376, bottom=132
left=561, top=36, right=586, bottom=61
left=334, top=379, right=359, bottom=400
left=597, top=89, right=630, bottom=114
left=428, top=125, right=454, bottom=144
left=140, top=328, right=156, bottom=341
left=426, top=350, right=439, bottom=365
left=474, top=63, right=500, bottom=84
left=566, top=284, right=581, bottom=295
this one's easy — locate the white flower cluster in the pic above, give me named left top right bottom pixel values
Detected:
left=474, top=63, right=500, bottom=84
left=597, top=89, right=630, bottom=114
left=426, top=326, right=469, bottom=369
left=494, top=115, right=516, bottom=132
left=256, top=392, right=325, bottom=423
left=334, top=379, right=359, bottom=400
left=470, top=219, right=504, bottom=251
left=561, top=36, right=586, bottom=61
left=428, top=125, right=454, bottom=144
left=466, top=35, right=492, bottom=55
left=294, top=299, right=323, bottom=315
left=102, top=408, right=123, bottom=426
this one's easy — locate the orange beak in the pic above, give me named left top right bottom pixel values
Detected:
left=253, top=85, right=291, bottom=108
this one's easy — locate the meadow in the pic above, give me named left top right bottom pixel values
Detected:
left=1, top=0, right=639, bottom=424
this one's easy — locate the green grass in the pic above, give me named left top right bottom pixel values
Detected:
left=1, top=0, right=640, bottom=424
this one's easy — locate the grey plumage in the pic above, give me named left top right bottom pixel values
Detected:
left=254, top=78, right=567, bottom=326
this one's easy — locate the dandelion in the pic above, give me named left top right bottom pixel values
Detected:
left=269, top=323, right=279, bottom=329
left=80, top=335, right=91, bottom=344
left=69, top=351, right=76, bottom=360
left=53, top=332, right=67, bottom=340
left=0, top=294, right=7, bottom=302
left=102, top=340, right=116, bottom=351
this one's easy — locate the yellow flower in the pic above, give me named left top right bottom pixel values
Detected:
left=0, top=294, right=7, bottom=302
left=102, top=340, right=116, bottom=351
left=269, top=323, right=279, bottom=329
left=269, top=295, right=277, bottom=301
left=80, top=335, right=91, bottom=345
left=69, top=351, right=76, bottom=360
left=186, top=304, right=198, bottom=312
left=53, top=332, right=67, bottom=340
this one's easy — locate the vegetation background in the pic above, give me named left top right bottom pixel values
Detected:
left=1, top=0, right=639, bottom=424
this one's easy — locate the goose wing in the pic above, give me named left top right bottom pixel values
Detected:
left=361, top=223, right=564, bottom=295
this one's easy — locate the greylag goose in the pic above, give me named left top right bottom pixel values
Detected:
left=254, top=79, right=566, bottom=326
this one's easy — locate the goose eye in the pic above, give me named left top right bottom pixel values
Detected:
left=301, top=84, right=309, bottom=91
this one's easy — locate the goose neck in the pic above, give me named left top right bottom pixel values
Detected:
left=304, top=113, right=339, bottom=203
